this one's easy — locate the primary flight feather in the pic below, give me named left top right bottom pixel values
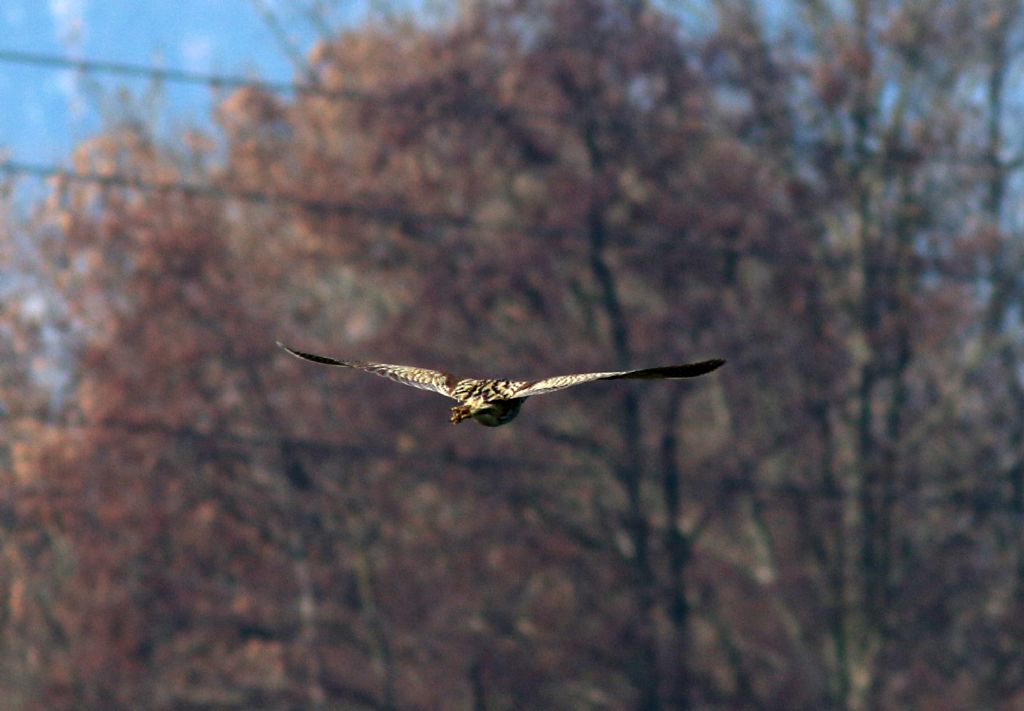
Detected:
left=278, top=342, right=724, bottom=427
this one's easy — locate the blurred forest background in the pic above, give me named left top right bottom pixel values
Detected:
left=1, top=0, right=1023, bottom=709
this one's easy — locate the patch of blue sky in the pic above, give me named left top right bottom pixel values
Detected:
left=0, top=0, right=370, bottom=169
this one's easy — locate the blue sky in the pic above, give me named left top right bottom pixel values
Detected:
left=0, top=0, right=367, bottom=166
left=0, top=0, right=378, bottom=403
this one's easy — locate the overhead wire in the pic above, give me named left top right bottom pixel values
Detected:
left=0, top=156, right=993, bottom=286
left=0, top=48, right=1008, bottom=288
left=2, top=48, right=1014, bottom=160
left=0, top=158, right=475, bottom=228
left=0, top=46, right=1016, bottom=170
left=0, top=47, right=357, bottom=100
left=0, top=47, right=569, bottom=121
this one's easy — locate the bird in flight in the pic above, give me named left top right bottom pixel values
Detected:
left=278, top=342, right=724, bottom=427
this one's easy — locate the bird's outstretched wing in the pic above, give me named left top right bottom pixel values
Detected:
left=513, top=359, right=725, bottom=397
left=277, top=342, right=459, bottom=399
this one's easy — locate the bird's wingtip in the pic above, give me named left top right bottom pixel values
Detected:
left=703, top=358, right=726, bottom=373
left=688, top=358, right=726, bottom=377
left=276, top=341, right=299, bottom=357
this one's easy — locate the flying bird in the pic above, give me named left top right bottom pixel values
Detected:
left=278, top=342, right=724, bottom=427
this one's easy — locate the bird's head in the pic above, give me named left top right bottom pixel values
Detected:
left=451, top=398, right=525, bottom=427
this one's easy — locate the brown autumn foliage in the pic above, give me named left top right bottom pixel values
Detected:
left=1, top=1, right=1023, bottom=709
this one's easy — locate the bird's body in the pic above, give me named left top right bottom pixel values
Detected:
left=278, top=342, right=724, bottom=427
left=447, top=378, right=526, bottom=425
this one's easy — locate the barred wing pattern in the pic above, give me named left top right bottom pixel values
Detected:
left=514, top=359, right=726, bottom=397
left=451, top=378, right=526, bottom=402
left=278, top=343, right=457, bottom=398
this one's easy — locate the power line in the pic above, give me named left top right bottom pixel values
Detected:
left=0, top=158, right=996, bottom=285
left=1, top=48, right=1021, bottom=169
left=0, top=48, right=567, bottom=122
left=0, top=158, right=474, bottom=228
left=0, top=48, right=370, bottom=102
